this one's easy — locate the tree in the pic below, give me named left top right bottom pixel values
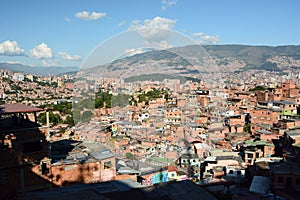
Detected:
left=63, top=115, right=75, bottom=126
left=81, top=110, right=93, bottom=123
left=243, top=123, right=251, bottom=133
left=125, top=152, right=133, bottom=160
left=249, top=86, right=267, bottom=91
left=38, top=111, right=61, bottom=126
left=95, top=91, right=112, bottom=108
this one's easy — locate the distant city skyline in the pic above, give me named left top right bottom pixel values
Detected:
left=0, top=0, right=300, bottom=68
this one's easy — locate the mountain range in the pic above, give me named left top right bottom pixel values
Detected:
left=79, top=44, right=300, bottom=82
left=3, top=44, right=300, bottom=77
left=0, top=62, right=79, bottom=76
left=203, top=44, right=300, bottom=72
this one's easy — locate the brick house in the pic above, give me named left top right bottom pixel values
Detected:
left=284, top=128, right=300, bottom=149
left=164, top=106, right=181, bottom=125
left=250, top=107, right=279, bottom=125
left=281, top=80, right=299, bottom=98
left=224, top=114, right=245, bottom=133
left=243, top=140, right=275, bottom=165
left=272, top=100, right=298, bottom=117
left=49, top=140, right=116, bottom=186
left=0, top=104, right=51, bottom=199
left=270, top=161, right=300, bottom=200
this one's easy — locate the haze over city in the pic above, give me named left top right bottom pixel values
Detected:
left=1, top=0, right=300, bottom=67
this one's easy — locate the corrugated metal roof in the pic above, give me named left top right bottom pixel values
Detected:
left=0, top=103, right=43, bottom=114
left=249, top=176, right=270, bottom=195
left=89, top=152, right=114, bottom=160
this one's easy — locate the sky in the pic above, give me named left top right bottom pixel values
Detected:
left=0, top=0, right=300, bottom=68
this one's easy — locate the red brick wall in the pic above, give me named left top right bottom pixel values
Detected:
left=49, top=157, right=116, bottom=186
left=256, top=91, right=268, bottom=102
left=250, top=109, right=279, bottom=125
left=289, top=88, right=299, bottom=97
left=113, top=174, right=137, bottom=181
left=229, top=115, right=245, bottom=126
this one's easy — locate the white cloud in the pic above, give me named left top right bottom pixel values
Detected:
left=124, top=48, right=144, bottom=57
left=129, top=16, right=176, bottom=43
left=130, top=16, right=176, bottom=31
left=58, top=51, right=81, bottom=61
left=29, top=43, right=53, bottom=59
left=0, top=40, right=24, bottom=56
left=4, top=61, right=20, bottom=64
left=75, top=11, right=106, bottom=21
left=192, top=32, right=220, bottom=44
left=65, top=17, right=71, bottom=22
left=161, top=0, right=177, bottom=10
left=118, top=21, right=126, bottom=27
left=1, top=61, right=34, bottom=67
left=42, top=59, right=57, bottom=67
left=145, top=40, right=173, bottom=49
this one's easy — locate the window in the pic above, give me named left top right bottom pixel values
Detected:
left=23, top=141, right=43, bottom=153
left=104, top=161, right=112, bottom=169
left=247, top=154, right=253, bottom=158
left=256, top=153, right=260, bottom=158
left=237, top=171, right=241, bottom=175
left=286, top=177, right=291, bottom=186
left=278, top=176, right=284, bottom=183
left=120, top=146, right=126, bottom=150
left=41, top=162, right=49, bottom=175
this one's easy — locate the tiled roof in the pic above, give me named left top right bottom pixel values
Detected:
left=0, top=103, right=43, bottom=114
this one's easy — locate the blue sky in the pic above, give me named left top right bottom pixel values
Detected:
left=0, top=0, right=300, bottom=68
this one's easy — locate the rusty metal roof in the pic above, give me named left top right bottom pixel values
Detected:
left=0, top=103, right=43, bottom=114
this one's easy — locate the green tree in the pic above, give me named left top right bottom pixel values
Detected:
left=125, top=152, right=133, bottom=160
left=95, top=91, right=112, bottom=108
left=81, top=110, right=93, bottom=123
left=53, top=102, right=72, bottom=114
left=38, top=111, right=61, bottom=126
left=243, top=123, right=251, bottom=133
left=137, top=93, right=147, bottom=103
left=249, top=86, right=267, bottom=91
left=63, top=115, right=75, bottom=126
